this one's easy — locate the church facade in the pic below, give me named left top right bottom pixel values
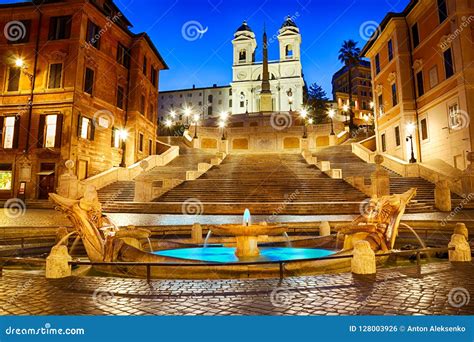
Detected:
left=158, top=17, right=305, bottom=123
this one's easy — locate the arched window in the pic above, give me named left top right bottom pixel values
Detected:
left=285, top=44, right=293, bottom=58
left=239, top=49, right=247, bottom=62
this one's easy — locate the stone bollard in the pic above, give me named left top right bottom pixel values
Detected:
left=454, top=222, right=469, bottom=240
left=434, top=180, right=451, bottom=212
left=448, top=234, right=472, bottom=262
left=351, top=240, right=376, bottom=275
left=319, top=221, right=331, bottom=236
left=46, top=245, right=72, bottom=279
left=192, top=223, right=203, bottom=244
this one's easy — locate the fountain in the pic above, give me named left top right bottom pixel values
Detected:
left=48, top=187, right=418, bottom=279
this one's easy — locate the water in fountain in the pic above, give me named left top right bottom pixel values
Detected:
left=243, top=208, right=251, bottom=226
left=147, top=237, right=153, bottom=252
left=203, top=230, right=212, bottom=247
left=283, top=232, right=292, bottom=247
left=399, top=223, right=426, bottom=249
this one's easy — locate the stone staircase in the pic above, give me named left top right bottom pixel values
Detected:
left=312, top=145, right=461, bottom=212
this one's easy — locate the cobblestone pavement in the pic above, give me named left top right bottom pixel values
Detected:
left=0, top=262, right=473, bottom=315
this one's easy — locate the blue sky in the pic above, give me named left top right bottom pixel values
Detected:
left=4, top=0, right=410, bottom=96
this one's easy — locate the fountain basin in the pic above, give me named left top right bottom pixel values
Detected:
left=155, top=247, right=335, bottom=263
left=209, top=224, right=287, bottom=257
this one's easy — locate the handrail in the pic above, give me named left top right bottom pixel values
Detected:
left=0, top=247, right=457, bottom=281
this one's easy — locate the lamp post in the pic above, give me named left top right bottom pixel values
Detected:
left=165, top=119, right=173, bottom=136
left=183, top=107, right=191, bottom=128
left=299, top=108, right=308, bottom=138
left=219, top=111, right=228, bottom=140
left=328, top=108, right=335, bottom=136
left=363, top=114, right=369, bottom=137
left=14, top=58, right=34, bottom=152
left=342, top=103, right=349, bottom=125
left=406, top=122, right=417, bottom=163
left=193, top=114, right=199, bottom=139
left=118, top=129, right=128, bottom=168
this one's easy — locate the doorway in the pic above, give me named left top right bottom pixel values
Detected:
left=38, top=163, right=55, bottom=199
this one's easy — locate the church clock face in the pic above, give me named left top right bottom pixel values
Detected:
left=237, top=71, right=247, bottom=80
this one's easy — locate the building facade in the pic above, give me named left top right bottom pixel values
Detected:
left=0, top=0, right=167, bottom=200
left=362, top=0, right=473, bottom=169
left=158, top=17, right=304, bottom=123
left=331, top=60, right=373, bottom=124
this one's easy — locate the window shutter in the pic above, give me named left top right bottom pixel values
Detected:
left=111, top=128, right=115, bottom=147
left=12, top=115, right=20, bottom=149
left=37, top=115, right=46, bottom=148
left=90, top=120, right=95, bottom=140
left=0, top=116, right=4, bottom=147
left=55, top=114, right=63, bottom=148
left=77, top=114, right=82, bottom=137
left=48, top=17, right=55, bottom=40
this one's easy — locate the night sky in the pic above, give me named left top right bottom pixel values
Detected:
left=5, top=0, right=410, bottom=95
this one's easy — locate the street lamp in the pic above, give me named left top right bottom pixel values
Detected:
left=299, top=108, right=308, bottom=138
left=363, top=114, right=369, bottom=137
left=342, top=103, right=349, bottom=124
left=14, top=58, right=34, bottom=152
left=165, top=119, right=173, bottom=136
left=218, top=120, right=226, bottom=140
left=192, top=114, right=199, bottom=139
left=183, top=107, right=191, bottom=127
left=406, top=122, right=417, bottom=163
left=328, top=108, right=336, bottom=136
left=118, top=129, right=128, bottom=167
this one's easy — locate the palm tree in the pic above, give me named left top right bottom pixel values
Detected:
left=338, top=39, right=361, bottom=130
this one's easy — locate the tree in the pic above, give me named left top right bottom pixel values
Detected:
left=338, top=39, right=361, bottom=130
left=306, top=83, right=329, bottom=124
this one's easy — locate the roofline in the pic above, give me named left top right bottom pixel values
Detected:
left=0, top=1, right=168, bottom=70
left=360, top=0, right=419, bottom=56
left=159, top=85, right=231, bottom=93
left=331, top=59, right=371, bottom=81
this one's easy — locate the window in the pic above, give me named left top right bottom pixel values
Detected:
left=151, top=67, right=157, bottom=87
left=429, top=66, right=439, bottom=88
left=394, top=126, right=401, bottom=146
left=49, top=16, right=72, bottom=40
left=1, top=116, right=19, bottom=149
left=411, top=23, right=420, bottom=48
left=420, top=118, right=428, bottom=140
left=375, top=54, right=380, bottom=74
left=86, top=20, right=101, bottom=49
left=381, top=133, right=386, bottom=152
left=140, top=95, right=145, bottom=114
left=148, top=139, right=152, bottom=155
left=285, top=44, right=293, bottom=58
left=77, top=116, right=94, bottom=140
left=84, top=68, right=94, bottom=95
left=391, top=83, right=398, bottom=106
left=112, top=128, right=120, bottom=148
left=117, top=86, right=124, bottom=109
left=416, top=70, right=424, bottom=97
left=7, top=67, right=21, bottom=92
left=138, top=133, right=144, bottom=152
left=48, top=63, right=63, bottom=89
left=437, top=0, right=448, bottom=23
left=443, top=48, right=454, bottom=79
left=208, top=95, right=213, bottom=103
left=229, top=99, right=232, bottom=107
left=239, top=49, right=246, bottom=62
left=0, top=164, right=13, bottom=190
left=208, top=106, right=213, bottom=116
left=143, top=56, right=147, bottom=75
left=387, top=39, right=393, bottom=61
left=38, top=114, right=62, bottom=148
left=117, top=44, right=130, bottom=68
left=448, top=103, right=462, bottom=129
left=8, top=20, right=31, bottom=44
left=378, top=94, right=384, bottom=115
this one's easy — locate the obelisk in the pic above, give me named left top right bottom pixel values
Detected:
left=260, top=26, right=273, bottom=112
